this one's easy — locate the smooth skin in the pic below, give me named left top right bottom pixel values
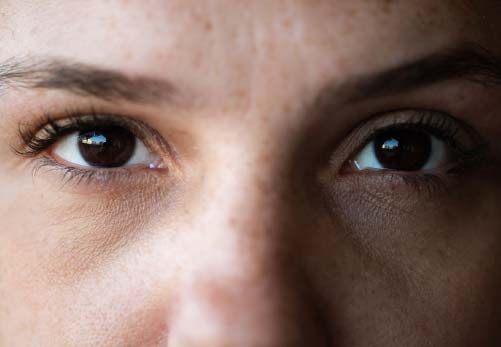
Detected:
left=1, top=1, right=501, bottom=346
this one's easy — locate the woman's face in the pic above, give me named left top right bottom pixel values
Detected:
left=1, top=1, right=501, bottom=346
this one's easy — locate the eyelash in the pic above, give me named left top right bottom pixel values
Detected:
left=374, top=112, right=486, bottom=168
left=16, top=109, right=488, bottom=190
left=340, top=110, right=488, bottom=193
left=19, top=113, right=121, bottom=156
left=15, top=111, right=168, bottom=186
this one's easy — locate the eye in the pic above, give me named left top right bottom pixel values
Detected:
left=52, top=126, right=161, bottom=169
left=324, top=110, right=486, bottom=196
left=351, top=128, right=448, bottom=172
left=16, top=114, right=172, bottom=185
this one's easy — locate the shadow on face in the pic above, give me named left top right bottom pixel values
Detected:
left=0, top=0, right=501, bottom=346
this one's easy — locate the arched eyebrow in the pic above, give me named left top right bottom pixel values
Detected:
left=313, top=42, right=501, bottom=109
left=349, top=42, right=501, bottom=101
left=0, top=58, right=178, bottom=104
left=0, top=42, right=500, bottom=106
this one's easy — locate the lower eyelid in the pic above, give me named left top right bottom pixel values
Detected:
left=333, top=110, right=484, bottom=173
left=30, top=155, right=170, bottom=189
left=14, top=112, right=185, bottom=193
left=333, top=170, right=454, bottom=200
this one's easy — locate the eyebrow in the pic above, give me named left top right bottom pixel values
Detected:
left=317, top=42, right=501, bottom=105
left=0, top=43, right=500, bottom=106
left=0, top=58, right=177, bottom=104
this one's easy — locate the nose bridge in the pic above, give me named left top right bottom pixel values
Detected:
left=198, top=137, right=292, bottom=251
left=185, top=143, right=291, bottom=287
left=167, top=147, right=328, bottom=346
left=198, top=140, right=300, bottom=277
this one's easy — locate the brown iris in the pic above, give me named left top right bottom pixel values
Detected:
left=77, top=127, right=136, bottom=167
left=374, top=129, right=432, bottom=171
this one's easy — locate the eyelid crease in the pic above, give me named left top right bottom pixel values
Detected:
left=326, top=109, right=488, bottom=177
left=361, top=111, right=460, bottom=151
left=352, top=110, right=481, bottom=155
left=14, top=110, right=176, bottom=163
left=12, top=110, right=183, bottom=186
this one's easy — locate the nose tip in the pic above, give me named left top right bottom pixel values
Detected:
left=166, top=250, right=329, bottom=347
left=165, top=153, right=330, bottom=346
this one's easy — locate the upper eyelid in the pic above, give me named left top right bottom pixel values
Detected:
left=15, top=112, right=170, bottom=158
left=351, top=110, right=472, bottom=151
left=15, top=108, right=484, bottom=166
left=15, top=114, right=114, bottom=157
left=327, top=108, right=485, bottom=172
left=365, top=122, right=459, bottom=150
left=12, top=112, right=181, bottom=188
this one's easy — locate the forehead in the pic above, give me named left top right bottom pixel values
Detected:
left=0, top=0, right=495, bottom=109
left=0, top=0, right=484, bottom=57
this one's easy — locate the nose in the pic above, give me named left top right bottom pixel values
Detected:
left=166, top=152, right=330, bottom=347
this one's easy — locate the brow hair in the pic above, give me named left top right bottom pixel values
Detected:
left=0, top=42, right=501, bottom=108
left=0, top=57, right=177, bottom=103
left=351, top=42, right=501, bottom=101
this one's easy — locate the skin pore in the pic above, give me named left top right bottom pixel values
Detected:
left=1, top=0, right=501, bottom=346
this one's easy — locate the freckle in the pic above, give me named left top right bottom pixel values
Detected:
left=282, top=18, right=292, bottom=29
left=342, top=22, right=354, bottom=35
left=229, top=217, right=238, bottom=228
left=258, top=151, right=272, bottom=165
left=204, top=21, right=213, bottom=32
left=346, top=7, right=358, bottom=17
left=379, top=0, right=395, bottom=15
left=234, top=88, right=248, bottom=100
left=254, top=175, right=273, bottom=196
left=281, top=104, right=291, bottom=115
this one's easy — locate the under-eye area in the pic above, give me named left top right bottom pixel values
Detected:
left=3, top=1, right=501, bottom=346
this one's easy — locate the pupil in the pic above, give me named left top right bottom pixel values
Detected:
left=78, top=127, right=136, bottom=167
left=374, top=129, right=432, bottom=171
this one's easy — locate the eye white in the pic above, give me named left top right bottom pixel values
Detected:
left=352, top=134, right=447, bottom=171
left=52, top=132, right=157, bottom=168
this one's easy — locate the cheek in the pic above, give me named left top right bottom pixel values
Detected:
left=303, top=167, right=501, bottom=344
left=0, top=179, right=179, bottom=345
left=0, top=211, right=177, bottom=346
left=58, top=273, right=171, bottom=346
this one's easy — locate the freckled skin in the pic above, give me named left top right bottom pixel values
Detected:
left=0, top=1, right=501, bottom=346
